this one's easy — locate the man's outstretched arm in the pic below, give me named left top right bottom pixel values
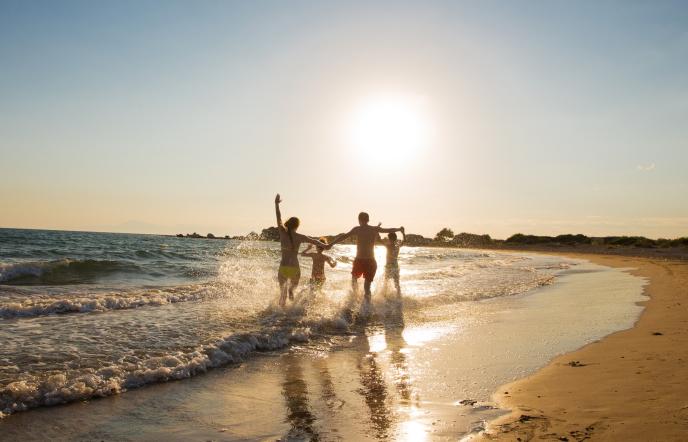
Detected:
left=377, top=226, right=402, bottom=234
left=330, top=227, right=356, bottom=246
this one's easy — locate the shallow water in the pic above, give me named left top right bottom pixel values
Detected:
left=0, top=228, right=646, bottom=439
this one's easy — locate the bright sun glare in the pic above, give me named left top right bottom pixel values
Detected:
left=349, top=94, right=431, bottom=165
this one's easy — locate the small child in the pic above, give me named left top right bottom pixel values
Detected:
left=380, top=227, right=406, bottom=295
left=301, top=237, right=337, bottom=291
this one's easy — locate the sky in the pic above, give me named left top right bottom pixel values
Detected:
left=1, top=0, right=687, bottom=239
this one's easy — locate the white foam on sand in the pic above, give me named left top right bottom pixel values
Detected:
left=0, top=289, right=415, bottom=417
left=0, top=325, right=311, bottom=416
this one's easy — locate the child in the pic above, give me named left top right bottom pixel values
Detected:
left=380, top=227, right=406, bottom=295
left=301, top=237, right=337, bottom=291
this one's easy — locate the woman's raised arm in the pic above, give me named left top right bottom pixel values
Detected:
left=274, top=194, right=283, bottom=228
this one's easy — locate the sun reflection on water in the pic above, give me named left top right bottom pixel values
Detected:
left=402, top=325, right=454, bottom=347
left=367, top=333, right=388, bottom=353
left=398, top=418, right=428, bottom=442
left=356, top=323, right=456, bottom=441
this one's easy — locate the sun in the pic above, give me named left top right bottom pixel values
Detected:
left=348, top=93, right=431, bottom=164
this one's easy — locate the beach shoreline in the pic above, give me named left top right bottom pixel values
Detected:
left=478, top=253, right=688, bottom=441
left=1, top=246, right=653, bottom=441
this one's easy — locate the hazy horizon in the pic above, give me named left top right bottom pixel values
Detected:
left=2, top=1, right=687, bottom=239
left=1, top=221, right=686, bottom=242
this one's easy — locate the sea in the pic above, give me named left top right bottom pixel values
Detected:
left=0, top=228, right=647, bottom=439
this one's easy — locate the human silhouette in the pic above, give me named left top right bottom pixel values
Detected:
left=329, top=212, right=403, bottom=305
left=379, top=227, right=406, bottom=296
left=274, top=194, right=328, bottom=307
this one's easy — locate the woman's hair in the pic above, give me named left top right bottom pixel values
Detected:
left=317, top=237, right=328, bottom=251
left=284, top=217, right=300, bottom=248
left=388, top=232, right=397, bottom=241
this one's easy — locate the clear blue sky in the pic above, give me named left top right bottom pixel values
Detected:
left=1, top=0, right=686, bottom=238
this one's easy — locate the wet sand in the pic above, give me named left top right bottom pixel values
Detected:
left=480, top=254, right=688, bottom=441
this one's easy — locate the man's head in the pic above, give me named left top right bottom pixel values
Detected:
left=358, top=212, right=370, bottom=226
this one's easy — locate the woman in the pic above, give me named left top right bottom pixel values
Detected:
left=274, top=194, right=328, bottom=307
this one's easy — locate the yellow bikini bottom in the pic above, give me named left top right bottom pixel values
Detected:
left=278, top=265, right=300, bottom=280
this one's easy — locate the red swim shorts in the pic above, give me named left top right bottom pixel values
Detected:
left=352, top=258, right=377, bottom=280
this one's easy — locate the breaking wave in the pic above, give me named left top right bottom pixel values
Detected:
left=0, top=325, right=312, bottom=417
left=0, top=267, right=561, bottom=418
left=0, top=285, right=215, bottom=319
left=0, top=292, right=374, bottom=418
left=0, top=259, right=144, bottom=285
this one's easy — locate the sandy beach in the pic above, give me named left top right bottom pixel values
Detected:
left=480, top=253, right=688, bottom=441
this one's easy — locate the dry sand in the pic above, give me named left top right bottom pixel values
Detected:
left=480, top=254, right=688, bottom=441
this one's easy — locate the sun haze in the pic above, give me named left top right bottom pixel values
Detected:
left=348, top=93, right=433, bottom=166
left=1, top=1, right=687, bottom=238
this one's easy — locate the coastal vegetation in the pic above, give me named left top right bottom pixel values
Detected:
left=172, top=228, right=688, bottom=250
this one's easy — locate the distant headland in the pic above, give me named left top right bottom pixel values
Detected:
left=169, top=227, right=688, bottom=259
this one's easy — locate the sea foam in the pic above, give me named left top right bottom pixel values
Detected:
left=0, top=285, right=214, bottom=319
left=0, top=325, right=311, bottom=416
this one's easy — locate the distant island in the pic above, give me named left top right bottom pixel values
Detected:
left=169, top=227, right=688, bottom=257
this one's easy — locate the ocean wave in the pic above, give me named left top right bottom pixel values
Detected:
left=0, top=325, right=312, bottom=417
left=0, top=268, right=556, bottom=418
left=0, top=290, right=385, bottom=418
left=0, top=259, right=143, bottom=285
left=131, top=249, right=201, bottom=261
left=0, top=285, right=215, bottom=319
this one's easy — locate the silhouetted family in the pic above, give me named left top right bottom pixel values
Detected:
left=274, top=194, right=405, bottom=307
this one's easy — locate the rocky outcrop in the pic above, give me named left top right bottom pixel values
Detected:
left=260, top=227, right=280, bottom=241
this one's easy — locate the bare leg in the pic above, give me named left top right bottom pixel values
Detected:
left=288, top=275, right=300, bottom=301
left=393, top=274, right=401, bottom=296
left=380, top=274, right=388, bottom=292
left=279, top=281, right=288, bottom=307
left=351, top=276, right=358, bottom=294
left=363, top=278, right=372, bottom=303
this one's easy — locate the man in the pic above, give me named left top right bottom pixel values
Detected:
left=329, top=212, right=404, bottom=304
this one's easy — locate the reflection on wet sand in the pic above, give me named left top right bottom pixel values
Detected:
left=382, top=299, right=415, bottom=406
left=277, top=298, right=439, bottom=440
left=356, top=333, right=393, bottom=439
left=281, top=354, right=320, bottom=441
left=351, top=297, right=429, bottom=441
left=383, top=306, right=428, bottom=442
left=385, top=326, right=414, bottom=405
left=314, top=356, right=343, bottom=412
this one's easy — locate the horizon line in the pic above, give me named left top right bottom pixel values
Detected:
left=1, top=225, right=685, bottom=242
